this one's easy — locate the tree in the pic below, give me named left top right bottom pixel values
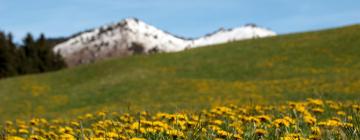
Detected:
left=21, top=33, right=39, bottom=73
left=0, top=32, right=16, bottom=77
left=0, top=32, right=66, bottom=79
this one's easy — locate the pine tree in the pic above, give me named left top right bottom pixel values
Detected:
left=0, top=32, right=66, bottom=79
left=21, top=33, right=38, bottom=73
left=6, top=33, right=20, bottom=75
left=0, top=32, right=16, bottom=77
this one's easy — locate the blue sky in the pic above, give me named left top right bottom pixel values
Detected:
left=1, top=0, right=360, bottom=42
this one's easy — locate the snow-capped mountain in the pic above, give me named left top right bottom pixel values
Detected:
left=192, top=24, right=276, bottom=47
left=54, top=18, right=276, bottom=66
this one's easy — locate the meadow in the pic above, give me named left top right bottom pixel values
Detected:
left=1, top=99, right=359, bottom=139
left=0, top=25, right=360, bottom=138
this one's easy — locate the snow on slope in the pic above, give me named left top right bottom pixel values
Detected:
left=54, top=18, right=276, bottom=66
left=192, top=24, right=276, bottom=47
left=54, top=18, right=191, bottom=62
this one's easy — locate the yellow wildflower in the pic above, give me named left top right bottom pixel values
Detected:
left=255, top=129, right=267, bottom=136
left=311, top=108, right=324, bottom=113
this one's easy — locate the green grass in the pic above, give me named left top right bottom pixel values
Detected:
left=1, top=25, right=360, bottom=121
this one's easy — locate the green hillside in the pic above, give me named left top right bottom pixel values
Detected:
left=1, top=25, right=360, bottom=121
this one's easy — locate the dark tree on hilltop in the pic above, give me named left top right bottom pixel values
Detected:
left=0, top=31, right=66, bottom=79
left=20, top=33, right=38, bottom=73
left=0, top=32, right=15, bottom=77
left=36, top=33, right=65, bottom=72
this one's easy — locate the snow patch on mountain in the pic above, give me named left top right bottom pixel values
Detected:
left=192, top=25, right=276, bottom=47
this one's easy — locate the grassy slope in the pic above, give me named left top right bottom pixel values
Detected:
left=1, top=25, right=360, bottom=121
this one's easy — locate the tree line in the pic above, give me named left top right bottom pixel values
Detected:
left=0, top=31, right=66, bottom=79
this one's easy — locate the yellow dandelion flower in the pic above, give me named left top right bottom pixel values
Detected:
left=281, top=133, right=305, bottom=140
left=166, top=129, right=185, bottom=138
left=30, top=119, right=39, bottom=126
left=59, top=134, right=75, bottom=140
left=28, top=135, right=46, bottom=140
left=130, top=138, right=146, bottom=140
left=336, top=111, right=346, bottom=116
left=311, top=126, right=321, bottom=136
left=18, top=128, right=29, bottom=134
left=303, top=115, right=316, bottom=125
left=257, top=115, right=271, bottom=122
left=106, top=131, right=119, bottom=138
left=311, top=108, right=324, bottom=114
left=85, top=113, right=94, bottom=119
left=217, top=129, right=231, bottom=138
left=211, top=120, right=223, bottom=125
left=255, top=129, right=267, bottom=136
left=6, top=136, right=25, bottom=140
left=70, top=121, right=80, bottom=127
left=307, top=99, right=324, bottom=106
left=96, top=111, right=106, bottom=117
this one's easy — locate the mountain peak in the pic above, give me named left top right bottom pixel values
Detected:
left=122, top=17, right=140, bottom=23
left=244, top=23, right=258, bottom=27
